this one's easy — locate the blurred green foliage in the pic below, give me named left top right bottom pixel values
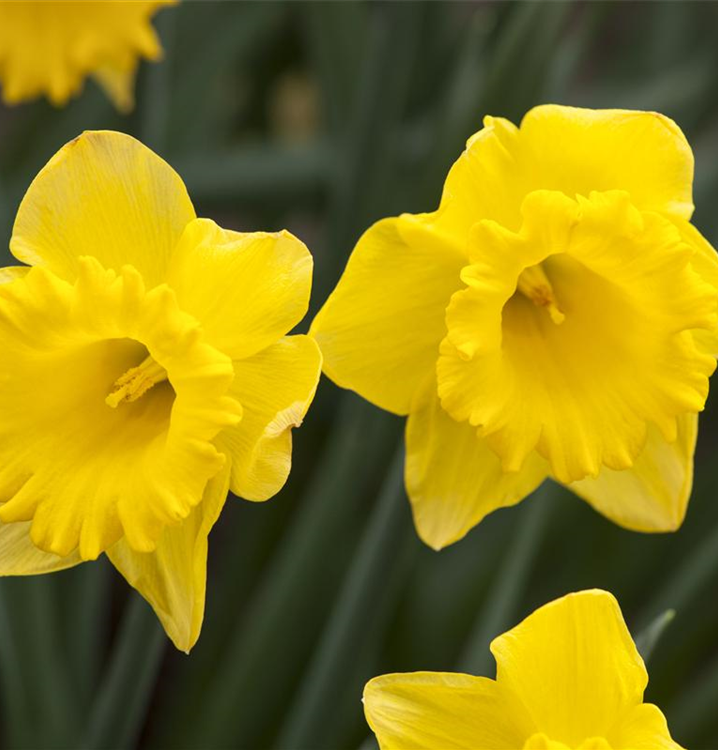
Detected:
left=2, top=2, right=718, bottom=748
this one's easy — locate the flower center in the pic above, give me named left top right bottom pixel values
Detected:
left=105, top=354, right=169, bottom=408
left=517, top=262, right=565, bottom=324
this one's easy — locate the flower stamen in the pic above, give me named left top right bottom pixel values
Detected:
left=106, top=354, right=169, bottom=408
left=517, top=263, right=565, bottom=324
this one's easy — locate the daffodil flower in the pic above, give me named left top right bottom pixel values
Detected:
left=0, top=131, right=322, bottom=652
left=364, top=589, right=683, bottom=750
left=0, top=1, right=175, bottom=111
left=311, top=105, right=718, bottom=550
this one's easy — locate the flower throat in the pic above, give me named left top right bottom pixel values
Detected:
left=517, top=262, right=565, bottom=324
left=105, top=354, right=168, bottom=408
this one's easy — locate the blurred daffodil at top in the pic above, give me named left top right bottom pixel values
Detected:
left=364, top=590, right=683, bottom=750
left=0, top=1, right=175, bottom=111
left=311, top=105, right=718, bottom=550
left=0, top=131, right=322, bottom=651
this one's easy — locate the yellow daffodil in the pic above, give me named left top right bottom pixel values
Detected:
left=0, top=1, right=175, bottom=111
left=0, top=131, right=322, bottom=651
left=364, top=589, right=683, bottom=750
left=311, top=105, right=718, bottom=550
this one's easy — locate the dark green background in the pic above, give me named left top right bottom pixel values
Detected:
left=1, top=2, right=718, bottom=748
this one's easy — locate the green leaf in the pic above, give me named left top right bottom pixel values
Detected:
left=459, top=482, right=559, bottom=676
left=275, top=448, right=409, bottom=750
left=634, top=609, right=676, bottom=663
left=82, top=594, right=165, bottom=750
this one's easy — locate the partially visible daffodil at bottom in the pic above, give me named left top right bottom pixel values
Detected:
left=364, top=590, right=682, bottom=750
left=0, top=131, right=322, bottom=651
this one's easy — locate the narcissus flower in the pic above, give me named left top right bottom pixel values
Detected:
left=364, top=589, right=683, bottom=750
left=0, top=131, right=321, bottom=651
left=0, top=1, right=175, bottom=111
left=311, top=105, right=718, bottom=550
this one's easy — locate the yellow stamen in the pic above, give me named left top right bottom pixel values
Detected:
left=105, top=355, right=168, bottom=408
left=517, top=263, right=565, bottom=324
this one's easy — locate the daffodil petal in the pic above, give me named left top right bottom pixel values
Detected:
left=0, top=267, right=29, bottom=284
left=523, top=734, right=612, bottom=750
left=216, top=335, right=322, bottom=501
left=405, top=379, right=547, bottom=550
left=310, top=215, right=465, bottom=416
left=520, top=105, right=694, bottom=221
left=167, top=219, right=313, bottom=361
left=675, top=219, right=718, bottom=355
left=523, top=735, right=571, bottom=750
left=364, top=672, right=534, bottom=750
left=678, top=219, right=718, bottom=289
left=491, top=590, right=647, bottom=747
left=436, top=106, right=694, bottom=242
left=434, top=114, right=526, bottom=235
left=107, top=461, right=230, bottom=653
left=578, top=741, right=612, bottom=750
left=607, top=703, right=684, bottom=750
left=0, top=521, right=82, bottom=575
left=569, top=415, right=696, bottom=532
left=92, top=63, right=137, bottom=114
left=11, top=130, right=195, bottom=286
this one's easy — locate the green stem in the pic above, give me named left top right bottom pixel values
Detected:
left=479, top=1, right=572, bottom=121
left=63, top=561, right=111, bottom=713
left=670, top=649, right=718, bottom=744
left=459, top=482, right=557, bottom=675
left=0, top=576, right=80, bottom=748
left=140, top=6, right=176, bottom=154
left=313, top=2, right=425, bottom=314
left=303, top=2, right=368, bottom=134
left=317, top=524, right=420, bottom=749
left=276, top=448, right=409, bottom=750
left=635, top=521, right=718, bottom=633
left=82, top=594, right=166, bottom=750
left=0, top=581, right=37, bottom=748
left=169, top=2, right=285, bottom=155
left=27, top=576, right=81, bottom=747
